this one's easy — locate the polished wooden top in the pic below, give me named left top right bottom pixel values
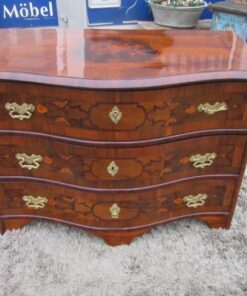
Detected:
left=0, top=28, right=246, bottom=89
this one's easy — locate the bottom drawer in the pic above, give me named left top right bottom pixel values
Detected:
left=0, top=178, right=236, bottom=230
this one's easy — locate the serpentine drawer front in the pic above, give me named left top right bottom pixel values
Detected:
left=0, top=81, right=247, bottom=142
left=0, top=28, right=247, bottom=246
left=0, top=178, right=236, bottom=230
left=0, top=135, right=245, bottom=189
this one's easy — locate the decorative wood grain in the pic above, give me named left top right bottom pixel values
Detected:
left=0, top=178, right=236, bottom=230
left=0, top=135, right=244, bottom=189
left=0, top=29, right=246, bottom=89
left=0, top=81, right=246, bottom=142
left=0, top=29, right=247, bottom=246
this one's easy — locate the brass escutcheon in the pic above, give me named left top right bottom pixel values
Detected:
left=107, top=161, right=119, bottom=177
left=197, top=102, right=228, bottom=115
left=16, top=153, right=43, bottom=170
left=23, top=195, right=48, bottom=209
left=109, top=203, right=121, bottom=219
left=183, top=193, right=208, bottom=208
left=190, top=152, right=217, bottom=169
left=109, top=106, right=122, bottom=125
left=5, top=102, right=35, bottom=120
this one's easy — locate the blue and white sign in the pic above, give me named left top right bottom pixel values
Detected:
left=0, top=0, right=58, bottom=28
left=87, top=0, right=152, bottom=26
left=88, top=0, right=121, bottom=9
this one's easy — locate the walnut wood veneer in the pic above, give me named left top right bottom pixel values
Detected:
left=0, top=29, right=247, bottom=246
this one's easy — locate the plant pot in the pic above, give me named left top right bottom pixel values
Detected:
left=149, top=1, right=207, bottom=28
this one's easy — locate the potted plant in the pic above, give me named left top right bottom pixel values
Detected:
left=148, top=0, right=207, bottom=28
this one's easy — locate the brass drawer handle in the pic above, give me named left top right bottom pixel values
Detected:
left=197, top=102, right=228, bottom=115
left=190, top=153, right=217, bottom=169
left=107, top=161, right=119, bottom=177
left=23, top=195, right=48, bottom=209
left=5, top=102, right=35, bottom=120
left=109, top=106, right=122, bottom=125
left=183, top=194, right=208, bottom=208
left=16, top=153, right=43, bottom=170
left=110, top=203, right=121, bottom=219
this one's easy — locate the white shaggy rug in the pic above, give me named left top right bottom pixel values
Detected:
left=0, top=174, right=246, bottom=296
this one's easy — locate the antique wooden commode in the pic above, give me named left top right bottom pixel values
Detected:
left=0, top=29, right=246, bottom=246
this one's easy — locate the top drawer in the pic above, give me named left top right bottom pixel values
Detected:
left=0, top=81, right=246, bottom=142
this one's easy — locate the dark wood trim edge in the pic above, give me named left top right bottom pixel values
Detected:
left=0, top=129, right=247, bottom=148
left=0, top=211, right=230, bottom=232
left=0, top=174, right=238, bottom=193
left=0, top=71, right=246, bottom=90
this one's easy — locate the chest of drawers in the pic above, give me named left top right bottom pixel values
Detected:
left=0, top=29, right=246, bottom=246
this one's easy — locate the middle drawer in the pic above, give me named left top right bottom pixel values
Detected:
left=0, top=135, right=245, bottom=189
